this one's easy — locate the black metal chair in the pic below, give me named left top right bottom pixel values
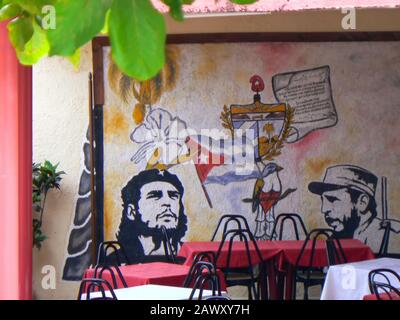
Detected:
left=368, top=268, right=400, bottom=300
left=269, top=213, right=308, bottom=298
left=191, top=251, right=217, bottom=265
left=92, top=264, right=128, bottom=289
left=160, top=225, right=186, bottom=264
left=188, top=266, right=222, bottom=300
left=183, top=258, right=218, bottom=288
left=211, top=214, right=252, bottom=241
left=134, top=226, right=186, bottom=264
left=216, top=228, right=263, bottom=300
left=292, top=228, right=347, bottom=300
left=96, top=241, right=129, bottom=266
left=77, top=278, right=118, bottom=300
left=269, top=213, right=308, bottom=241
left=326, top=237, right=347, bottom=266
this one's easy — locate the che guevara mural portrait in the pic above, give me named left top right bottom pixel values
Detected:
left=63, top=38, right=400, bottom=280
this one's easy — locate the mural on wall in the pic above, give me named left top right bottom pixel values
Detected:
left=130, top=108, right=189, bottom=171
left=63, top=128, right=93, bottom=280
left=62, top=41, right=400, bottom=280
left=308, top=164, right=400, bottom=250
left=108, top=47, right=179, bottom=125
left=216, top=75, right=297, bottom=239
left=115, top=169, right=188, bottom=263
left=272, top=66, right=338, bottom=143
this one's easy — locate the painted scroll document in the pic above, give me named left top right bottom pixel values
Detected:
left=272, top=66, right=337, bottom=143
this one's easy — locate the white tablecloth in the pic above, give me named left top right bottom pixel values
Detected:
left=81, top=284, right=227, bottom=300
left=321, top=258, right=400, bottom=300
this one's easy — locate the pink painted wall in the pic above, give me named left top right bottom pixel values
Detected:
left=154, top=0, right=400, bottom=13
left=0, top=21, right=32, bottom=300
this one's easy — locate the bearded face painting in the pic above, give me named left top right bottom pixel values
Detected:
left=116, top=169, right=187, bottom=263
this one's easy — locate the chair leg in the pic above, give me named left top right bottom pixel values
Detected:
left=253, top=283, right=259, bottom=300
left=262, top=279, right=268, bottom=300
left=277, top=273, right=284, bottom=298
left=292, top=280, right=297, bottom=300
left=303, top=283, right=309, bottom=300
left=248, top=285, right=253, bottom=300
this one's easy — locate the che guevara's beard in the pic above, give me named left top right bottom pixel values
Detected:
left=324, top=207, right=361, bottom=239
left=135, top=210, right=178, bottom=253
left=155, top=209, right=178, bottom=227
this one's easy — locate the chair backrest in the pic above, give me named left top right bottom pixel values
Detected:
left=192, top=251, right=216, bottom=265
left=215, top=228, right=263, bottom=299
left=138, top=227, right=186, bottom=264
left=216, top=228, right=263, bottom=270
left=183, top=258, right=217, bottom=288
left=211, top=214, right=252, bottom=241
left=77, top=278, right=118, bottom=300
left=325, top=237, right=347, bottom=266
left=96, top=241, right=129, bottom=266
left=188, top=271, right=222, bottom=300
left=269, top=213, right=308, bottom=240
left=93, top=264, right=128, bottom=288
left=161, top=225, right=178, bottom=263
left=295, top=228, right=347, bottom=269
left=368, top=268, right=400, bottom=300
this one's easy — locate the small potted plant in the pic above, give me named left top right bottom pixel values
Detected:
left=32, top=161, right=65, bottom=249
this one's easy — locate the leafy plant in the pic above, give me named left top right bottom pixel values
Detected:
left=0, top=0, right=257, bottom=81
left=32, top=160, right=65, bottom=249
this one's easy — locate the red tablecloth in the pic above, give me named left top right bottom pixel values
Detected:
left=178, top=241, right=282, bottom=299
left=83, top=262, right=226, bottom=290
left=363, top=292, right=400, bottom=300
left=272, top=239, right=375, bottom=268
left=271, top=239, right=375, bottom=300
left=179, top=241, right=282, bottom=268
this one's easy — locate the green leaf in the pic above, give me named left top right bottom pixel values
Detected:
left=109, top=0, right=166, bottom=81
left=16, top=19, right=49, bottom=65
left=100, top=9, right=110, bottom=34
left=229, top=0, right=258, bottom=4
left=13, top=0, right=56, bottom=15
left=162, top=0, right=184, bottom=21
left=47, top=0, right=112, bottom=56
left=67, top=48, right=81, bottom=71
left=7, top=16, right=33, bottom=51
left=0, top=3, right=22, bottom=22
left=181, top=0, right=194, bottom=4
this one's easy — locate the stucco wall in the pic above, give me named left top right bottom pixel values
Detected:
left=33, top=44, right=92, bottom=299
left=32, top=9, right=400, bottom=299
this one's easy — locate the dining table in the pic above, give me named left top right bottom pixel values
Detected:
left=272, top=239, right=376, bottom=299
left=178, top=238, right=375, bottom=300
left=321, top=257, right=400, bottom=300
left=178, top=240, right=283, bottom=300
left=179, top=241, right=282, bottom=268
left=80, top=283, right=225, bottom=300
left=83, top=261, right=227, bottom=290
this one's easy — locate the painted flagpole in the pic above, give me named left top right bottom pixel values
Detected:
left=195, top=169, right=213, bottom=208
